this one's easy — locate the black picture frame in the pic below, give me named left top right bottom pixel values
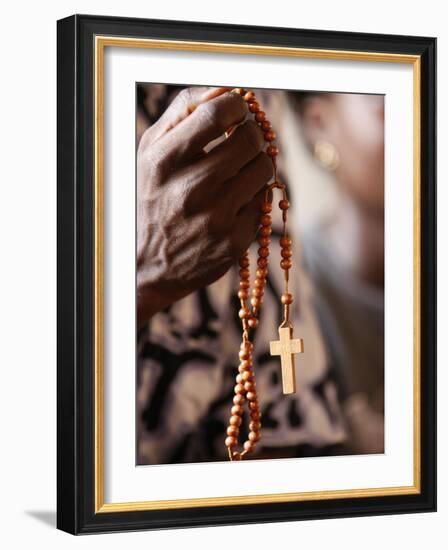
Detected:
left=57, top=14, right=436, bottom=535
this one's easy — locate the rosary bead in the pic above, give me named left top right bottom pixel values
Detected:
left=243, top=440, right=255, bottom=452
left=225, top=436, right=237, bottom=448
left=279, top=199, right=290, bottom=210
left=281, top=292, right=294, bottom=305
left=251, top=296, right=263, bottom=308
left=261, top=201, right=272, bottom=213
left=231, top=404, right=243, bottom=415
left=261, top=120, right=272, bottom=131
left=247, top=316, right=259, bottom=329
left=227, top=425, right=239, bottom=437
left=281, top=248, right=292, bottom=259
left=267, top=145, right=279, bottom=157
left=252, top=287, right=264, bottom=298
left=238, top=360, right=251, bottom=372
left=255, top=111, right=266, bottom=123
left=239, top=268, right=250, bottom=279
left=236, top=374, right=243, bottom=384
left=241, top=370, right=253, bottom=382
left=234, top=383, right=245, bottom=394
left=249, top=431, right=261, bottom=443
left=230, top=415, right=242, bottom=426
left=238, top=307, right=250, bottom=319
left=250, top=410, right=261, bottom=421
left=239, top=349, right=251, bottom=361
left=249, top=401, right=258, bottom=411
left=258, top=236, right=270, bottom=247
left=280, top=235, right=292, bottom=248
left=264, top=130, right=276, bottom=142
left=244, top=91, right=255, bottom=102
left=280, top=259, right=292, bottom=270
left=239, top=280, right=250, bottom=290
left=256, top=257, right=268, bottom=268
left=260, top=214, right=272, bottom=226
left=249, top=420, right=261, bottom=431
left=254, top=277, right=266, bottom=288
left=244, top=381, right=255, bottom=392
left=233, top=394, right=245, bottom=406
left=246, top=391, right=257, bottom=402
left=256, top=268, right=267, bottom=278
left=238, top=289, right=248, bottom=300
left=258, top=247, right=269, bottom=258
left=259, top=226, right=272, bottom=237
left=240, top=340, right=253, bottom=351
left=248, top=101, right=260, bottom=113
left=239, top=256, right=249, bottom=268
left=232, top=451, right=242, bottom=460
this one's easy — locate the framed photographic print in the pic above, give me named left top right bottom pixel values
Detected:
left=57, top=14, right=436, bottom=534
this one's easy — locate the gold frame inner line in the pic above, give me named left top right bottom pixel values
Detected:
left=94, top=35, right=421, bottom=514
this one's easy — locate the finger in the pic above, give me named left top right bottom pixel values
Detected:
left=143, top=86, right=230, bottom=144
left=223, top=152, right=273, bottom=213
left=230, top=188, right=266, bottom=258
left=182, top=120, right=264, bottom=188
left=155, top=91, right=249, bottom=167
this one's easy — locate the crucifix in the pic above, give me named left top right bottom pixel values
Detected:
left=270, top=326, right=304, bottom=394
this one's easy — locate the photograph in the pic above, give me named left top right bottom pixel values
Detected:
left=136, top=84, right=385, bottom=465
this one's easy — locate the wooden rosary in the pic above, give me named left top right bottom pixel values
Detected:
left=224, top=88, right=304, bottom=461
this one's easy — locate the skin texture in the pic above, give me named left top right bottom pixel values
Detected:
left=137, top=87, right=273, bottom=326
left=298, top=93, right=385, bottom=288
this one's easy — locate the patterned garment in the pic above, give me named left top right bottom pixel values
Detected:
left=136, top=85, right=384, bottom=465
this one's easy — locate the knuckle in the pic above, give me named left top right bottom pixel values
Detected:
left=174, top=87, right=195, bottom=113
left=196, top=101, right=223, bottom=130
left=257, top=151, right=275, bottom=181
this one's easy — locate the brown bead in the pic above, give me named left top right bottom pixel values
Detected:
left=280, top=259, right=292, bottom=270
left=248, top=101, right=260, bottom=113
left=244, top=381, right=255, bottom=393
left=246, top=391, right=257, bottom=402
left=227, top=425, right=239, bottom=437
left=255, top=111, right=266, bottom=123
left=233, top=88, right=246, bottom=96
left=249, top=401, right=258, bottom=411
left=238, top=360, right=251, bottom=372
left=260, top=214, right=272, bottom=226
left=258, top=247, right=269, bottom=258
left=239, top=268, right=250, bottom=279
left=264, top=130, right=276, bottom=142
left=249, top=431, right=260, bottom=443
left=231, top=404, right=243, bottom=415
left=244, top=91, right=255, bottom=102
left=249, top=420, right=261, bottom=431
left=250, top=412, right=261, bottom=422
left=279, top=199, right=289, bottom=210
left=238, top=289, right=248, bottom=300
left=251, top=296, right=263, bottom=308
left=281, top=292, right=294, bottom=305
left=261, top=120, right=272, bottom=131
left=233, top=394, right=245, bottom=406
left=256, top=268, right=267, bottom=278
left=236, top=374, right=243, bottom=384
left=280, top=235, right=292, bottom=247
left=241, top=370, right=253, bottom=382
left=252, top=287, right=264, bottom=298
left=257, top=257, right=268, bottom=268
left=240, top=340, right=253, bottom=350
left=281, top=248, right=292, bottom=259
left=239, top=307, right=250, bottom=319
left=258, top=236, right=270, bottom=247
left=247, top=317, right=259, bottom=329
left=259, top=226, right=272, bottom=237
left=239, top=349, right=250, bottom=360
left=234, top=383, right=245, bottom=394
left=230, top=415, right=242, bottom=426
left=254, top=277, right=266, bottom=288
left=239, top=280, right=250, bottom=289
left=232, top=451, right=242, bottom=460
left=267, top=145, right=279, bottom=157
left=239, top=256, right=249, bottom=268
left=243, top=440, right=255, bottom=452
left=225, top=436, right=237, bottom=448
left=261, top=201, right=272, bottom=213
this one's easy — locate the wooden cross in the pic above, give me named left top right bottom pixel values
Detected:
left=270, top=326, right=304, bottom=394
